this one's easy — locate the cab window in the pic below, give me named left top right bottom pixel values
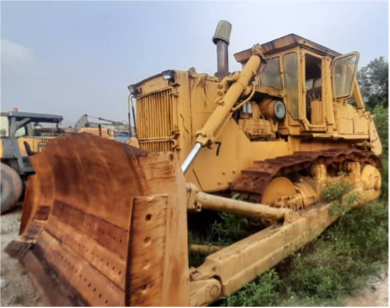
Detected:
left=0, top=116, right=9, bottom=137
left=15, top=126, right=27, bottom=137
left=304, top=54, right=323, bottom=124
left=283, top=53, right=299, bottom=120
left=260, top=57, right=282, bottom=89
left=332, top=54, right=358, bottom=99
left=305, top=54, right=322, bottom=101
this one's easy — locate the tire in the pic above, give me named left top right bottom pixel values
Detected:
left=1, top=163, right=23, bottom=214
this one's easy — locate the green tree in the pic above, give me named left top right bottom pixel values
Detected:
left=385, top=64, right=390, bottom=107
left=371, top=105, right=388, bottom=155
left=358, top=57, right=388, bottom=108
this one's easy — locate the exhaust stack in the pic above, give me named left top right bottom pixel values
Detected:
left=213, top=20, right=232, bottom=78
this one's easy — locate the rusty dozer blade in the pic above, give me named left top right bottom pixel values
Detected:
left=8, top=133, right=190, bottom=306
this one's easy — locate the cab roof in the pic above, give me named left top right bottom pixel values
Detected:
left=1, top=111, right=63, bottom=123
left=234, top=33, right=341, bottom=64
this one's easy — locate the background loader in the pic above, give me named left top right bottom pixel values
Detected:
left=0, top=111, right=64, bottom=214
left=73, top=114, right=132, bottom=142
left=7, top=20, right=383, bottom=306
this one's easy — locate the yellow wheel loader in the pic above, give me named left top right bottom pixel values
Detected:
left=6, top=21, right=383, bottom=306
left=0, top=111, right=64, bottom=214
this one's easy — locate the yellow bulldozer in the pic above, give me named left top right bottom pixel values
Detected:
left=6, top=21, right=383, bottom=306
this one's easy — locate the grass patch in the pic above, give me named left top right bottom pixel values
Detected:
left=188, top=212, right=250, bottom=267
left=223, top=269, right=283, bottom=307
left=322, top=178, right=353, bottom=202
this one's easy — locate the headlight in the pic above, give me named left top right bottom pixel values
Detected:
left=161, top=70, right=176, bottom=82
left=127, top=84, right=139, bottom=95
left=274, top=101, right=286, bottom=120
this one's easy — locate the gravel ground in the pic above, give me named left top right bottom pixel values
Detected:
left=1, top=208, right=44, bottom=307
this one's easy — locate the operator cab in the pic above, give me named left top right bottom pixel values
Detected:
left=234, top=34, right=360, bottom=135
left=0, top=111, right=63, bottom=174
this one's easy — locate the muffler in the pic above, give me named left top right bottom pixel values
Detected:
left=213, top=20, right=232, bottom=78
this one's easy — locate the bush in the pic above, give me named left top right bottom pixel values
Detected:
left=371, top=105, right=388, bottom=156
left=221, top=270, right=282, bottom=307
left=322, top=180, right=353, bottom=202
left=381, top=158, right=388, bottom=200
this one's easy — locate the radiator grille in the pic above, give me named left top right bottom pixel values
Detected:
left=138, top=141, right=173, bottom=153
left=136, top=89, right=176, bottom=152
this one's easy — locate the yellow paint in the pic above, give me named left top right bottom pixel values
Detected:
left=16, top=137, right=56, bottom=156
left=192, top=119, right=290, bottom=191
left=78, top=127, right=115, bottom=139
left=369, top=117, right=383, bottom=156
left=194, top=47, right=263, bottom=146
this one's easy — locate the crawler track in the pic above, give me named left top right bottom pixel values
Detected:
left=231, top=149, right=382, bottom=202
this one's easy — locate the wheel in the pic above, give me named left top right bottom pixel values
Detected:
left=1, top=163, right=23, bottom=214
left=361, top=165, right=382, bottom=190
left=261, top=177, right=296, bottom=206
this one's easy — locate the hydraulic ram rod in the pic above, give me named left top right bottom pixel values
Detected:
left=181, top=142, right=202, bottom=173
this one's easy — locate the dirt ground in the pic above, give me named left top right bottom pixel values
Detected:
left=1, top=208, right=44, bottom=307
left=343, top=268, right=389, bottom=307
left=0, top=210, right=388, bottom=307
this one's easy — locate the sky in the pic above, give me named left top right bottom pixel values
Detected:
left=1, top=1, right=388, bottom=125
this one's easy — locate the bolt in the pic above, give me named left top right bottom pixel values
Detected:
left=142, top=261, right=150, bottom=271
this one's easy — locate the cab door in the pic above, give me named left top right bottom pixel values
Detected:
left=330, top=52, right=360, bottom=135
left=302, top=51, right=326, bottom=131
left=331, top=52, right=360, bottom=100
